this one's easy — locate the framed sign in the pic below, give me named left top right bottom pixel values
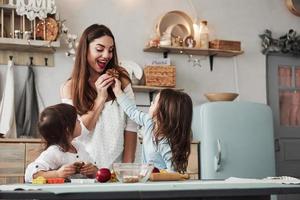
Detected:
left=184, top=35, right=196, bottom=48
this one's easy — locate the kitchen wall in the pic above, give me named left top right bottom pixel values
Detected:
left=0, top=0, right=300, bottom=108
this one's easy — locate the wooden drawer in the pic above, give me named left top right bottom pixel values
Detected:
left=0, top=143, right=25, bottom=176
left=0, top=143, right=26, bottom=184
left=0, top=139, right=43, bottom=184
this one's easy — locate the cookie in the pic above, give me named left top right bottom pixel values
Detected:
left=106, top=68, right=119, bottom=79
left=73, top=161, right=85, bottom=173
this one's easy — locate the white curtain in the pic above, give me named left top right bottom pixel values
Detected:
left=0, top=60, right=17, bottom=138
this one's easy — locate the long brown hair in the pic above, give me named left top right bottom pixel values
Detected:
left=153, top=89, right=193, bottom=173
left=70, top=24, right=130, bottom=115
left=38, top=103, right=77, bottom=152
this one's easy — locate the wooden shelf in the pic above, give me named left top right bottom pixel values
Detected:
left=0, top=38, right=60, bottom=53
left=0, top=4, right=60, bottom=66
left=132, top=85, right=183, bottom=106
left=0, top=138, right=42, bottom=143
left=0, top=4, right=16, bottom=9
left=143, top=46, right=243, bottom=57
left=132, top=85, right=183, bottom=93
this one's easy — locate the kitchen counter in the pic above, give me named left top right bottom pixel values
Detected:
left=1, top=180, right=300, bottom=200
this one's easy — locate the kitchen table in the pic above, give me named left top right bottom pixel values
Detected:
left=1, top=180, right=300, bottom=200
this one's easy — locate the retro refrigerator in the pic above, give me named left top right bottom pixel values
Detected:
left=192, top=102, right=276, bottom=179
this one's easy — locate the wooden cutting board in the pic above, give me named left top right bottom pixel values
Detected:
left=149, top=173, right=189, bottom=181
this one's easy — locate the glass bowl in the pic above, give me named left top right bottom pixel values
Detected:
left=112, top=163, right=154, bottom=183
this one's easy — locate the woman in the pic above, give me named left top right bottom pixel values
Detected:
left=60, top=24, right=137, bottom=168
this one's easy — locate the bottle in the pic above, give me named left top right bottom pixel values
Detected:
left=199, top=20, right=209, bottom=49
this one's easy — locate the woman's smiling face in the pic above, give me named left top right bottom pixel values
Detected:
left=87, top=35, right=114, bottom=74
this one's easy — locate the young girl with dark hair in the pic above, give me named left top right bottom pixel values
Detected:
left=113, top=79, right=193, bottom=172
left=25, top=103, right=97, bottom=182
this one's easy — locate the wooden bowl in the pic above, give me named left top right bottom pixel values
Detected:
left=205, top=92, right=239, bottom=102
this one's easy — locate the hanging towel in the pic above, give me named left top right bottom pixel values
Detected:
left=0, top=60, right=17, bottom=138
left=16, top=66, right=39, bottom=138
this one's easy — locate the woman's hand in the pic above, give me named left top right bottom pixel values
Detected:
left=56, top=164, right=76, bottom=178
left=112, top=78, right=123, bottom=97
left=95, top=74, right=114, bottom=100
left=80, top=163, right=98, bottom=178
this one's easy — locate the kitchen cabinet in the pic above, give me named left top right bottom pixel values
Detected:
left=0, top=139, right=44, bottom=184
left=0, top=139, right=199, bottom=183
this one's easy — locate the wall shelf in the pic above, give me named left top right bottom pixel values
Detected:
left=0, top=38, right=59, bottom=53
left=144, top=46, right=243, bottom=57
left=132, top=85, right=183, bottom=93
left=143, top=46, right=244, bottom=71
left=132, top=85, right=183, bottom=106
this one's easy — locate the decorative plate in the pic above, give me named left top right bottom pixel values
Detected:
left=286, top=0, right=300, bottom=16
left=156, top=10, right=194, bottom=38
left=36, top=17, right=59, bottom=41
left=165, top=24, right=189, bottom=39
left=119, top=60, right=143, bottom=80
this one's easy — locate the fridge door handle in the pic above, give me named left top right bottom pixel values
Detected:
left=214, top=139, right=222, bottom=172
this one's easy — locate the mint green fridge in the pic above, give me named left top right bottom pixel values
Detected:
left=192, top=102, right=276, bottom=179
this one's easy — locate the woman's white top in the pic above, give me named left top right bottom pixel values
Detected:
left=62, top=84, right=137, bottom=168
left=24, top=140, right=94, bottom=182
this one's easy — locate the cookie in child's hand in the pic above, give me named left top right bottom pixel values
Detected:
left=106, top=68, right=130, bottom=90
left=73, top=161, right=85, bottom=174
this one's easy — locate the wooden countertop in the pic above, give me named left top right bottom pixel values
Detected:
left=0, top=138, right=199, bottom=144
left=0, top=138, right=43, bottom=143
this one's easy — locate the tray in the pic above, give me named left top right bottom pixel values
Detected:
left=149, top=172, right=189, bottom=181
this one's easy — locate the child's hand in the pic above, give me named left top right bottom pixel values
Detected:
left=56, top=164, right=76, bottom=178
left=80, top=163, right=98, bottom=178
left=112, top=78, right=123, bottom=96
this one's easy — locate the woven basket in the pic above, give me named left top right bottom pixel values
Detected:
left=144, top=66, right=176, bottom=87
left=209, top=39, right=241, bottom=51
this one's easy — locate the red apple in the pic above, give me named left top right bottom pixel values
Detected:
left=152, top=167, right=160, bottom=173
left=96, top=168, right=111, bottom=183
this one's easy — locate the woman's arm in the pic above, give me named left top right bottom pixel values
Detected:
left=79, top=96, right=106, bottom=131
left=60, top=75, right=113, bottom=131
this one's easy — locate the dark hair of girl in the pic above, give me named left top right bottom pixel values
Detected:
left=70, top=24, right=130, bottom=115
left=38, top=103, right=77, bottom=152
left=153, top=89, right=193, bottom=173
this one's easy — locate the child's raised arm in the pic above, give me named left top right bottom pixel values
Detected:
left=112, top=79, right=152, bottom=127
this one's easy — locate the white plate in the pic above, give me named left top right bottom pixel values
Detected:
left=119, top=60, right=143, bottom=80
left=165, top=24, right=190, bottom=39
left=156, top=10, right=194, bottom=37
left=70, top=179, right=96, bottom=184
